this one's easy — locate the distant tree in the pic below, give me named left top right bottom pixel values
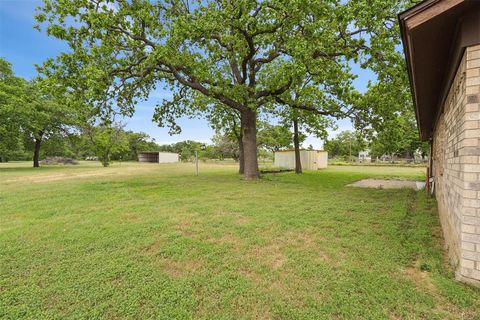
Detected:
left=270, top=71, right=352, bottom=173
left=324, top=131, right=367, bottom=160
left=0, top=58, right=27, bottom=162
left=256, top=122, right=293, bottom=153
left=368, top=111, right=428, bottom=159
left=86, top=124, right=129, bottom=167
left=212, top=133, right=240, bottom=161
left=158, top=140, right=205, bottom=162
left=23, top=81, right=82, bottom=167
left=38, top=132, right=77, bottom=159
left=124, top=131, right=159, bottom=160
left=202, top=106, right=244, bottom=172
left=0, top=59, right=80, bottom=167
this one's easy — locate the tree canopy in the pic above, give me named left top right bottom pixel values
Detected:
left=0, top=59, right=26, bottom=162
left=34, top=0, right=417, bottom=178
left=0, top=58, right=83, bottom=166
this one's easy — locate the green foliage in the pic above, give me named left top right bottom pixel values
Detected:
left=157, top=140, right=206, bottom=162
left=35, top=0, right=418, bottom=176
left=324, top=130, right=367, bottom=159
left=211, top=133, right=240, bottom=161
left=369, top=110, right=429, bottom=158
left=0, top=57, right=85, bottom=166
left=124, top=131, right=160, bottom=161
left=256, top=122, right=293, bottom=152
left=86, top=125, right=129, bottom=167
left=0, top=58, right=28, bottom=162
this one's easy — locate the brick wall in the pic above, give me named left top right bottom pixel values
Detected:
left=433, top=44, right=480, bottom=285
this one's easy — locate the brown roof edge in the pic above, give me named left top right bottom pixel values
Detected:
left=398, top=0, right=480, bottom=141
left=398, top=9, right=422, bottom=140
left=398, top=0, right=441, bottom=22
left=398, top=0, right=449, bottom=141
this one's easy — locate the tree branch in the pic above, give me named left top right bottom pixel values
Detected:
left=255, top=78, right=292, bottom=99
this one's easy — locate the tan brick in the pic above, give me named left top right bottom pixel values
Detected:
left=465, top=112, right=480, bottom=121
left=464, top=207, right=477, bottom=216
left=460, top=267, right=480, bottom=279
left=463, top=233, right=480, bottom=244
left=464, top=121, right=479, bottom=129
left=467, top=68, right=480, bottom=78
left=467, top=86, right=480, bottom=95
left=467, top=59, right=480, bottom=69
left=463, top=173, right=478, bottom=181
left=461, top=259, right=475, bottom=269
left=462, top=241, right=476, bottom=251
left=467, top=77, right=480, bottom=86
left=462, top=156, right=479, bottom=164
left=465, top=200, right=480, bottom=209
left=461, top=138, right=479, bottom=147
left=467, top=50, right=480, bottom=60
left=463, top=164, right=480, bottom=172
left=464, top=216, right=480, bottom=225
left=462, top=147, right=480, bottom=156
left=462, top=224, right=477, bottom=233
left=465, top=103, right=479, bottom=112
left=463, top=190, right=478, bottom=199
left=467, top=95, right=480, bottom=103
left=463, top=251, right=480, bottom=260
left=470, top=182, right=480, bottom=191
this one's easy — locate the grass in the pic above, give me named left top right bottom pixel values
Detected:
left=1, top=162, right=479, bottom=319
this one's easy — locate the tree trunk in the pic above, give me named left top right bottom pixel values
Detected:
left=293, top=118, right=302, bottom=174
left=238, top=133, right=245, bottom=175
left=241, top=109, right=259, bottom=179
left=33, top=136, right=42, bottom=168
left=101, top=152, right=110, bottom=167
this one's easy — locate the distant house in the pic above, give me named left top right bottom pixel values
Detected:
left=274, top=150, right=328, bottom=170
left=138, top=152, right=179, bottom=164
left=358, top=151, right=371, bottom=163
left=399, top=0, right=480, bottom=285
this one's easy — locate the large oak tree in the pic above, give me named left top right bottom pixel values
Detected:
left=35, top=0, right=389, bottom=179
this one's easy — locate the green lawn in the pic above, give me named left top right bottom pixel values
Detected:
left=1, top=162, right=479, bottom=319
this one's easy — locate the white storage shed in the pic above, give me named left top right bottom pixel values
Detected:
left=138, top=152, right=179, bottom=163
left=274, top=150, right=328, bottom=170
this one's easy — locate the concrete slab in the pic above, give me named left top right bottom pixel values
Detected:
left=348, top=179, right=425, bottom=190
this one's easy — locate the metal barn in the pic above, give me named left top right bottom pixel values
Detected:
left=274, top=150, right=328, bottom=170
left=138, top=152, right=179, bottom=164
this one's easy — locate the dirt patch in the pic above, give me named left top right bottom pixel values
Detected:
left=215, top=232, right=241, bottom=244
left=155, top=257, right=204, bottom=278
left=403, top=265, right=477, bottom=319
left=233, top=215, right=250, bottom=225
left=3, top=171, right=117, bottom=184
left=249, top=242, right=286, bottom=270
left=142, top=240, right=164, bottom=255
left=348, top=179, right=425, bottom=190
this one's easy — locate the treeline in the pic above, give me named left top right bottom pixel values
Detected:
left=0, top=123, right=295, bottom=166
left=0, top=57, right=301, bottom=168
left=1, top=40, right=426, bottom=171
left=325, top=128, right=429, bottom=161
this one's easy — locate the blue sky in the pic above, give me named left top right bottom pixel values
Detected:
left=0, top=0, right=375, bottom=148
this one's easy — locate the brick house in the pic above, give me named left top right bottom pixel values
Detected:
left=399, top=0, right=480, bottom=285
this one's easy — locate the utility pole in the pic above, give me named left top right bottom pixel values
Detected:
left=195, top=144, right=206, bottom=176
left=349, top=140, right=352, bottom=163
left=195, top=150, right=199, bottom=176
